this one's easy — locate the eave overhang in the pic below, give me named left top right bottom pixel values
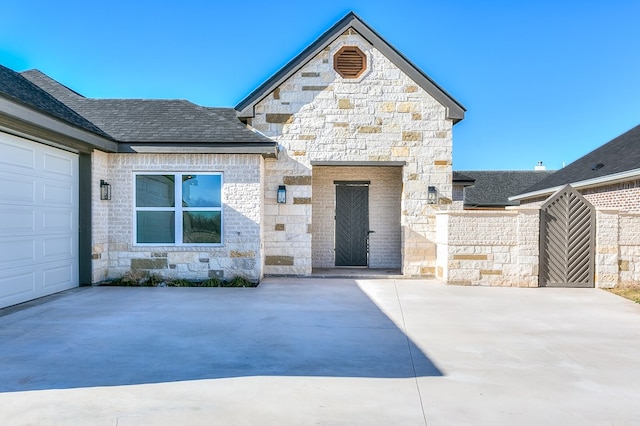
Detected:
left=120, top=142, right=279, bottom=158
left=0, top=94, right=118, bottom=153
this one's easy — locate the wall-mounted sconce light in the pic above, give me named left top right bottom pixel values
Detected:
left=100, top=180, right=111, bottom=201
left=427, top=186, right=438, bottom=205
left=277, top=185, right=286, bottom=204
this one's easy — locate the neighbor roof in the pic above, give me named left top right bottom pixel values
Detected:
left=235, top=11, right=465, bottom=123
left=0, top=64, right=111, bottom=138
left=455, top=170, right=555, bottom=207
left=452, top=171, right=475, bottom=185
left=512, top=124, right=640, bottom=200
left=20, top=69, right=277, bottom=152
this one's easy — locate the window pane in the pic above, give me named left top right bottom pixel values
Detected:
left=182, top=175, right=221, bottom=207
left=137, top=211, right=175, bottom=243
left=183, top=211, right=221, bottom=244
left=137, top=175, right=175, bottom=207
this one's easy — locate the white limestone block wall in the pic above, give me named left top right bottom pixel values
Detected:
left=596, top=209, right=640, bottom=288
left=595, top=209, right=619, bottom=288
left=435, top=208, right=540, bottom=287
left=252, top=29, right=453, bottom=276
left=618, top=212, right=640, bottom=286
left=100, top=153, right=264, bottom=282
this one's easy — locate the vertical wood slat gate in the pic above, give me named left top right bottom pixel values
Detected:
left=539, top=185, right=595, bottom=287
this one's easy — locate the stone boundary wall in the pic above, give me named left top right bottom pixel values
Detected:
left=596, top=209, right=640, bottom=288
left=436, top=207, right=640, bottom=288
left=435, top=208, right=540, bottom=287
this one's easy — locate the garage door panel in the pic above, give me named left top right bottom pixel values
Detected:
left=43, top=264, right=74, bottom=290
left=42, top=236, right=75, bottom=259
left=42, top=182, right=74, bottom=206
left=42, top=209, right=74, bottom=233
left=0, top=175, right=35, bottom=203
left=0, top=238, right=35, bottom=266
left=0, top=269, right=36, bottom=304
left=43, top=151, right=75, bottom=177
left=0, top=137, right=36, bottom=170
left=0, top=208, right=35, bottom=235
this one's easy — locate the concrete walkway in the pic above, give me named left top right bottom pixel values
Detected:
left=1, top=278, right=639, bottom=425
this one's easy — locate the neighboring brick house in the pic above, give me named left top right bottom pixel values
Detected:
left=0, top=12, right=465, bottom=308
left=511, top=124, right=640, bottom=210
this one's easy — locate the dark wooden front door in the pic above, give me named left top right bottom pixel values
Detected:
left=335, top=183, right=369, bottom=266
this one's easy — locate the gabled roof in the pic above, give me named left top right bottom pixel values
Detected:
left=0, top=64, right=111, bottom=138
left=455, top=170, right=555, bottom=207
left=21, top=70, right=277, bottom=152
left=512, top=124, right=640, bottom=200
left=235, top=12, right=465, bottom=123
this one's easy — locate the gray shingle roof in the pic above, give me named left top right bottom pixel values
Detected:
left=0, top=65, right=111, bottom=138
left=20, top=69, right=276, bottom=146
left=455, top=170, right=555, bottom=207
left=235, top=11, right=465, bottom=123
left=515, top=124, right=640, bottom=198
left=452, top=171, right=475, bottom=184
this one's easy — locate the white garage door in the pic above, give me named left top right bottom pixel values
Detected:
left=0, top=132, right=79, bottom=309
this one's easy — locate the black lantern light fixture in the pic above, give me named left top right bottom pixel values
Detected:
left=100, top=180, right=111, bottom=201
left=277, top=185, right=286, bottom=204
left=427, top=186, right=438, bottom=205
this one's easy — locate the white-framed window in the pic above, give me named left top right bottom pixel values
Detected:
left=134, top=172, right=223, bottom=246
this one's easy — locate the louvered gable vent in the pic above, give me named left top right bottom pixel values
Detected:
left=334, top=46, right=366, bottom=78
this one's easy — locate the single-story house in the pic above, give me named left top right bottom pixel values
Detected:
left=0, top=12, right=465, bottom=308
left=453, top=169, right=554, bottom=209
left=511, top=124, right=640, bottom=210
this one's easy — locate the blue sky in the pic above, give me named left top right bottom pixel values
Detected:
left=2, top=0, right=639, bottom=170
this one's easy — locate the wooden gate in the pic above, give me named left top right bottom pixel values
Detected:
left=335, top=182, right=369, bottom=267
left=539, top=185, right=595, bottom=287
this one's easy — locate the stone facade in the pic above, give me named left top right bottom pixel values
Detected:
left=93, top=153, right=264, bottom=281
left=251, top=30, right=453, bottom=276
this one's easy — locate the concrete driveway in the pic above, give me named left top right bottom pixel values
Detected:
left=1, top=278, right=639, bottom=425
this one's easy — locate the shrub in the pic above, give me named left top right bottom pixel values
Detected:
left=227, top=275, right=254, bottom=287
left=200, top=277, right=224, bottom=287
left=167, top=278, right=193, bottom=287
left=100, top=274, right=258, bottom=287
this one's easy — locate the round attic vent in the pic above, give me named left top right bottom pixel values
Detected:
left=333, top=46, right=366, bottom=78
